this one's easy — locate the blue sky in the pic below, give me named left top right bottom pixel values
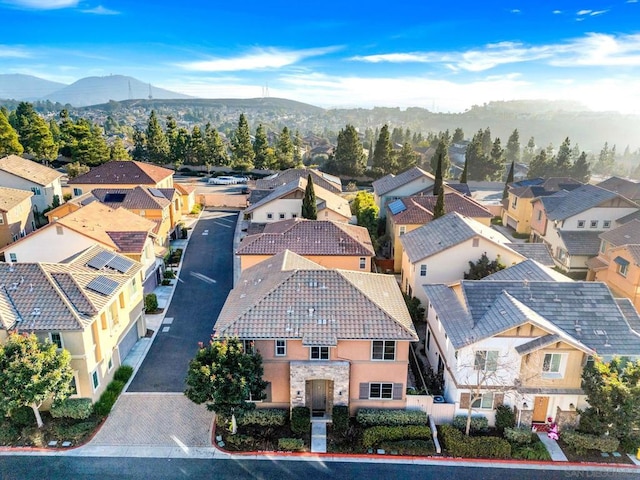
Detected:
left=1, top=0, right=639, bottom=113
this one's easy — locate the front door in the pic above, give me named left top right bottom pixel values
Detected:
left=311, top=380, right=327, bottom=416
left=532, top=396, right=549, bottom=423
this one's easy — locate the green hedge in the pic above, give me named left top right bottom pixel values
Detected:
left=50, top=398, right=93, bottom=420
left=440, top=424, right=511, bottom=459
left=356, top=408, right=428, bottom=426
left=332, top=405, right=349, bottom=434
left=378, top=439, right=435, bottom=456
left=93, top=390, right=118, bottom=417
left=278, top=438, right=305, bottom=451
left=504, top=427, right=534, bottom=445
left=362, top=425, right=432, bottom=448
left=291, top=407, right=310, bottom=434
left=107, top=380, right=125, bottom=396
left=114, top=365, right=134, bottom=383
left=10, top=406, right=35, bottom=427
left=562, top=430, right=620, bottom=454
left=511, top=440, right=551, bottom=461
left=144, top=293, right=158, bottom=312
left=452, top=415, right=489, bottom=433
left=238, top=409, right=287, bottom=427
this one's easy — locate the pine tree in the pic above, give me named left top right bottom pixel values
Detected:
left=145, top=110, right=169, bottom=165
left=131, top=127, right=147, bottom=161
left=371, top=124, right=393, bottom=178
left=230, top=113, right=255, bottom=171
left=433, top=188, right=445, bottom=219
left=334, top=124, right=365, bottom=177
left=553, top=137, right=572, bottom=177
left=522, top=137, right=536, bottom=164
left=503, top=161, right=514, bottom=200
left=527, top=149, right=551, bottom=179
left=433, top=145, right=444, bottom=196
left=431, top=136, right=450, bottom=179
left=293, top=129, right=304, bottom=166
left=0, top=108, right=23, bottom=156
left=460, top=156, right=468, bottom=183
left=187, top=125, right=206, bottom=167
left=452, top=127, right=465, bottom=144
left=488, top=137, right=505, bottom=180
left=571, top=151, right=591, bottom=183
left=14, top=102, right=57, bottom=160
left=204, top=123, right=229, bottom=168
left=506, top=129, right=520, bottom=164
left=253, top=124, right=272, bottom=170
left=302, top=174, right=317, bottom=220
left=109, top=137, right=130, bottom=160
left=275, top=126, right=295, bottom=169
left=397, top=142, right=417, bottom=171
left=481, top=127, right=492, bottom=156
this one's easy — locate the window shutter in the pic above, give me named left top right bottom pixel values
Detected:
left=264, top=382, right=272, bottom=402
left=494, top=393, right=504, bottom=407
left=460, top=393, right=470, bottom=409
left=359, top=383, right=369, bottom=399
left=393, top=383, right=403, bottom=400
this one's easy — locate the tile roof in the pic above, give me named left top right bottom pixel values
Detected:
left=505, top=243, right=555, bottom=266
left=557, top=230, right=602, bottom=256
left=447, top=183, right=472, bottom=197
left=0, top=186, right=33, bottom=212
left=388, top=192, right=492, bottom=225
left=597, top=176, right=640, bottom=200
left=68, top=160, right=173, bottom=185
left=247, top=189, right=273, bottom=205
left=175, top=183, right=196, bottom=195
left=599, top=219, right=640, bottom=247
left=372, top=166, right=435, bottom=196
left=483, top=259, right=571, bottom=282
left=543, top=184, right=624, bottom=221
left=106, top=231, right=149, bottom=254
left=509, top=177, right=583, bottom=199
left=56, top=201, right=156, bottom=252
left=214, top=250, right=417, bottom=342
left=255, top=168, right=342, bottom=193
left=0, top=245, right=141, bottom=332
left=236, top=219, right=374, bottom=256
left=626, top=245, right=640, bottom=264
left=514, top=334, right=561, bottom=355
left=616, top=209, right=640, bottom=224
left=244, top=177, right=351, bottom=219
left=424, top=280, right=640, bottom=355
left=400, top=212, right=511, bottom=263
left=91, top=186, right=171, bottom=210
left=0, top=155, right=62, bottom=186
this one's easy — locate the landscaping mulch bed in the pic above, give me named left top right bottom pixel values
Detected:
left=556, top=440, right=635, bottom=465
left=0, top=413, right=102, bottom=448
left=217, top=423, right=310, bottom=452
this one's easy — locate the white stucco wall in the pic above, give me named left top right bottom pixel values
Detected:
left=3, top=224, right=96, bottom=262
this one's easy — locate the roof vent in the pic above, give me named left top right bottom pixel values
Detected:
left=287, top=306, right=294, bottom=315
left=308, top=307, right=315, bottom=316
left=594, top=329, right=606, bottom=336
left=574, top=321, right=582, bottom=334
left=317, top=318, right=327, bottom=325
left=553, top=295, right=561, bottom=302
left=31, top=307, right=41, bottom=316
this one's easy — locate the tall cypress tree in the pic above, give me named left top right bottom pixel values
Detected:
left=145, top=110, right=169, bottom=165
left=433, top=188, right=445, bottom=219
left=433, top=146, right=443, bottom=196
left=503, top=161, right=514, bottom=199
left=231, top=113, right=255, bottom=171
left=302, top=174, right=317, bottom=220
left=460, top=156, right=468, bottom=183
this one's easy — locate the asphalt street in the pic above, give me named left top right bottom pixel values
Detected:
left=127, top=210, right=238, bottom=392
left=1, top=456, right=637, bottom=480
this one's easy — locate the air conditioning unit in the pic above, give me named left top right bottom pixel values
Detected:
left=433, top=395, right=445, bottom=403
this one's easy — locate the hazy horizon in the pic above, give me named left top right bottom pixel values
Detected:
left=1, top=0, right=639, bottom=114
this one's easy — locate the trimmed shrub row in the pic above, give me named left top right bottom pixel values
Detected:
left=356, top=408, right=427, bottom=426
left=50, top=398, right=93, bottom=420
left=332, top=405, right=349, bottom=434
left=562, top=430, right=620, bottom=454
left=93, top=366, right=133, bottom=418
left=362, top=425, right=432, bottom=448
left=114, top=365, right=134, bottom=383
left=440, top=424, right=511, bottom=459
left=378, top=439, right=435, bottom=456
left=452, top=415, right=489, bottom=433
left=238, top=408, right=287, bottom=427
left=504, top=426, right=534, bottom=445
left=291, top=406, right=310, bottom=434
left=278, top=437, right=304, bottom=451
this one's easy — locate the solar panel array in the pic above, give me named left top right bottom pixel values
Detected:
left=107, top=256, right=134, bottom=273
left=388, top=199, right=407, bottom=215
left=87, top=276, right=119, bottom=296
left=148, top=188, right=165, bottom=198
left=87, top=251, right=115, bottom=270
left=87, top=251, right=134, bottom=273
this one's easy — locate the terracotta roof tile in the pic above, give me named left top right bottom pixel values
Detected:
left=389, top=192, right=492, bottom=224
left=68, top=160, right=173, bottom=185
left=0, top=186, right=33, bottom=212
left=91, top=186, right=171, bottom=210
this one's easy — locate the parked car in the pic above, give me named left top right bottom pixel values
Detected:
left=208, top=176, right=238, bottom=185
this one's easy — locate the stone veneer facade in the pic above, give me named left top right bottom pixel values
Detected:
left=289, top=361, right=349, bottom=410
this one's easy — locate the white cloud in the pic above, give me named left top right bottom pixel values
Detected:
left=1, top=0, right=78, bottom=9
left=349, top=52, right=439, bottom=63
left=553, top=10, right=562, bottom=14
left=577, top=9, right=592, bottom=15
left=176, top=47, right=339, bottom=72
left=589, top=10, right=608, bottom=16
left=551, top=33, right=640, bottom=67
left=81, top=5, right=119, bottom=15
left=627, top=0, right=637, bottom=3
left=0, top=44, right=30, bottom=58
left=510, top=9, right=520, bottom=14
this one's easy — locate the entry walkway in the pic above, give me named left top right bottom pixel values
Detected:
left=537, top=432, right=568, bottom=461
left=311, top=421, right=327, bottom=453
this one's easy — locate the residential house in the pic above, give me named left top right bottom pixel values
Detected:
left=0, top=187, right=35, bottom=248
left=400, top=212, right=526, bottom=305
left=386, top=191, right=493, bottom=272
left=236, top=219, right=375, bottom=272
left=0, top=155, right=63, bottom=215
left=502, top=177, right=582, bottom=234
left=587, top=219, right=640, bottom=311
left=255, top=168, right=342, bottom=194
left=1, top=201, right=161, bottom=293
left=422, top=280, right=640, bottom=426
left=213, top=250, right=418, bottom=416
left=0, top=245, right=146, bottom=402
left=175, top=183, right=197, bottom=215
left=483, top=258, right=571, bottom=282
left=67, top=160, right=174, bottom=197
left=597, top=176, right=640, bottom=202
left=244, top=178, right=351, bottom=224
left=530, top=184, right=638, bottom=275
left=372, top=166, right=435, bottom=216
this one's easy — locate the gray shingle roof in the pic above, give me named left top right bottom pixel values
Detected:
left=255, top=168, right=342, bottom=193
left=597, top=176, right=640, bottom=200
left=599, top=219, right=640, bottom=247
left=557, top=230, right=602, bottom=256
left=515, top=334, right=561, bottom=355
left=424, top=280, right=640, bottom=355
left=505, top=243, right=555, bottom=266
left=483, top=259, right=570, bottom=282
left=544, top=184, right=624, bottom=221
left=372, top=166, right=434, bottom=196
left=214, top=250, right=417, bottom=342
left=400, top=212, right=510, bottom=263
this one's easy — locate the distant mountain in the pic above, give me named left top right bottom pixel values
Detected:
left=0, top=74, right=66, bottom=101
left=43, top=75, right=191, bottom=107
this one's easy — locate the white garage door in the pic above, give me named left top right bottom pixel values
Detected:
left=118, top=319, right=140, bottom=363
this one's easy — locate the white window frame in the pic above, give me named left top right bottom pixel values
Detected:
left=266, top=212, right=274, bottom=220
left=420, top=264, right=427, bottom=277
left=617, top=262, right=629, bottom=277
left=310, top=346, right=329, bottom=360
left=49, top=332, right=64, bottom=350
left=31, top=187, right=42, bottom=196
left=542, top=353, right=565, bottom=379
left=9, top=253, right=17, bottom=263
left=371, top=340, right=396, bottom=361
left=474, top=350, right=498, bottom=372
left=275, top=339, right=286, bottom=357
left=242, top=339, right=255, bottom=354
left=107, top=356, right=114, bottom=372
left=577, top=220, right=585, bottom=228
left=471, top=392, right=495, bottom=409
left=399, top=226, right=406, bottom=236
left=511, top=197, right=518, bottom=209
left=590, top=220, right=598, bottom=229
left=69, top=373, right=79, bottom=397
left=369, top=382, right=393, bottom=400
left=91, top=369, right=100, bottom=392
left=278, top=212, right=286, bottom=219
left=359, top=257, right=366, bottom=269
left=73, top=188, right=83, bottom=196
left=603, top=220, right=611, bottom=229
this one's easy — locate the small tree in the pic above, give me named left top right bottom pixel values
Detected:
left=0, top=332, right=73, bottom=428
left=464, top=252, right=505, bottom=279
left=351, top=190, right=379, bottom=240
left=184, top=337, right=268, bottom=420
left=301, top=174, right=317, bottom=220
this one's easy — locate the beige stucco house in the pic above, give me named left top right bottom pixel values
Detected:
left=0, top=187, right=35, bottom=249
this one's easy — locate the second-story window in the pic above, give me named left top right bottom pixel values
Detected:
left=372, top=341, right=396, bottom=360
left=275, top=339, right=286, bottom=356
left=242, top=339, right=255, bottom=354
left=310, top=346, right=329, bottom=360
left=474, top=350, right=498, bottom=372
